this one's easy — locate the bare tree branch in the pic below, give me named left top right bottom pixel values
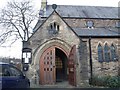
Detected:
left=0, top=0, right=39, bottom=45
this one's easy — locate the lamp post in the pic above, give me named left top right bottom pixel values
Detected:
left=22, top=47, right=32, bottom=71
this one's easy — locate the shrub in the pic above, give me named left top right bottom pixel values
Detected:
left=90, top=75, right=120, bottom=87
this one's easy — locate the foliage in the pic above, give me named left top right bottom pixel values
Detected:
left=91, top=75, right=120, bottom=87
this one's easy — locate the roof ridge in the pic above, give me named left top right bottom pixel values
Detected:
left=45, top=5, right=118, bottom=19
left=47, top=4, right=118, bottom=8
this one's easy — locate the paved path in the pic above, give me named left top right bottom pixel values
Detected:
left=30, top=81, right=76, bottom=88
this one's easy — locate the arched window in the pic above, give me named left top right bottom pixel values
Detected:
left=110, top=44, right=117, bottom=61
left=104, top=43, right=110, bottom=62
left=97, top=43, right=103, bottom=62
left=50, top=24, right=53, bottom=29
left=54, top=22, right=56, bottom=29
left=49, top=22, right=59, bottom=34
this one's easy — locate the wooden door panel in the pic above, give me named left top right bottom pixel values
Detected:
left=68, top=45, right=76, bottom=86
left=40, top=47, right=55, bottom=84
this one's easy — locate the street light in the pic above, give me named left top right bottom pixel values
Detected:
left=22, top=48, right=32, bottom=71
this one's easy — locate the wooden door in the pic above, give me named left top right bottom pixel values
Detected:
left=40, top=47, right=56, bottom=84
left=68, top=45, right=76, bottom=86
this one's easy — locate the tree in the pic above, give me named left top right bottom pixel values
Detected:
left=0, top=0, right=39, bottom=45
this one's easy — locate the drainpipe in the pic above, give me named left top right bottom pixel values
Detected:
left=89, top=37, right=93, bottom=84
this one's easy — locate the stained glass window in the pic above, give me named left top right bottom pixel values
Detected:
left=110, top=44, right=117, bottom=61
left=98, top=43, right=103, bottom=62
left=104, top=43, right=110, bottom=62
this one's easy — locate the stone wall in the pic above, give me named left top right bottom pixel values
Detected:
left=28, top=12, right=80, bottom=56
left=26, top=11, right=81, bottom=86
left=78, top=40, right=89, bottom=86
left=28, top=12, right=80, bottom=65
left=64, top=18, right=119, bottom=28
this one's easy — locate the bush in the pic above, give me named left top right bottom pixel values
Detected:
left=91, top=75, right=120, bottom=87
left=106, top=76, right=120, bottom=87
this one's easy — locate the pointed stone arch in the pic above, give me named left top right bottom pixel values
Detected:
left=33, top=39, right=71, bottom=65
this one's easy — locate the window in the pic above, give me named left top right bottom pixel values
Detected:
left=104, top=43, right=110, bottom=62
left=97, top=44, right=103, bottom=62
left=1, top=66, right=10, bottom=76
left=9, top=66, right=22, bottom=77
left=54, top=22, right=56, bottom=29
left=115, top=21, right=120, bottom=28
left=49, top=22, right=59, bottom=34
left=86, top=21, right=94, bottom=28
left=97, top=43, right=118, bottom=62
left=110, top=44, right=117, bottom=60
left=50, top=24, right=53, bottom=29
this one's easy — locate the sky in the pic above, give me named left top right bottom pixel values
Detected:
left=0, top=0, right=119, bottom=59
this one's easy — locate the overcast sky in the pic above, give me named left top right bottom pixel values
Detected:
left=0, top=0, right=119, bottom=58
left=0, top=0, right=119, bottom=9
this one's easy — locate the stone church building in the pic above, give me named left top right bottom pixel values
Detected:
left=24, top=0, right=120, bottom=87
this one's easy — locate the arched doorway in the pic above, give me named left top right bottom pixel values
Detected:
left=40, top=46, right=68, bottom=85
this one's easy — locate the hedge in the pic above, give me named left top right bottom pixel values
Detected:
left=90, top=75, right=120, bottom=87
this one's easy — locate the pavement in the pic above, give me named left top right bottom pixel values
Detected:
left=30, top=81, right=76, bottom=88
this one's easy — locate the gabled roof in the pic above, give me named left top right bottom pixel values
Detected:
left=28, top=10, right=79, bottom=41
left=33, top=20, right=43, bottom=32
left=43, top=5, right=118, bottom=19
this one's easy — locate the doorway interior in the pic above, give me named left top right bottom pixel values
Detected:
left=55, top=48, right=68, bottom=82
